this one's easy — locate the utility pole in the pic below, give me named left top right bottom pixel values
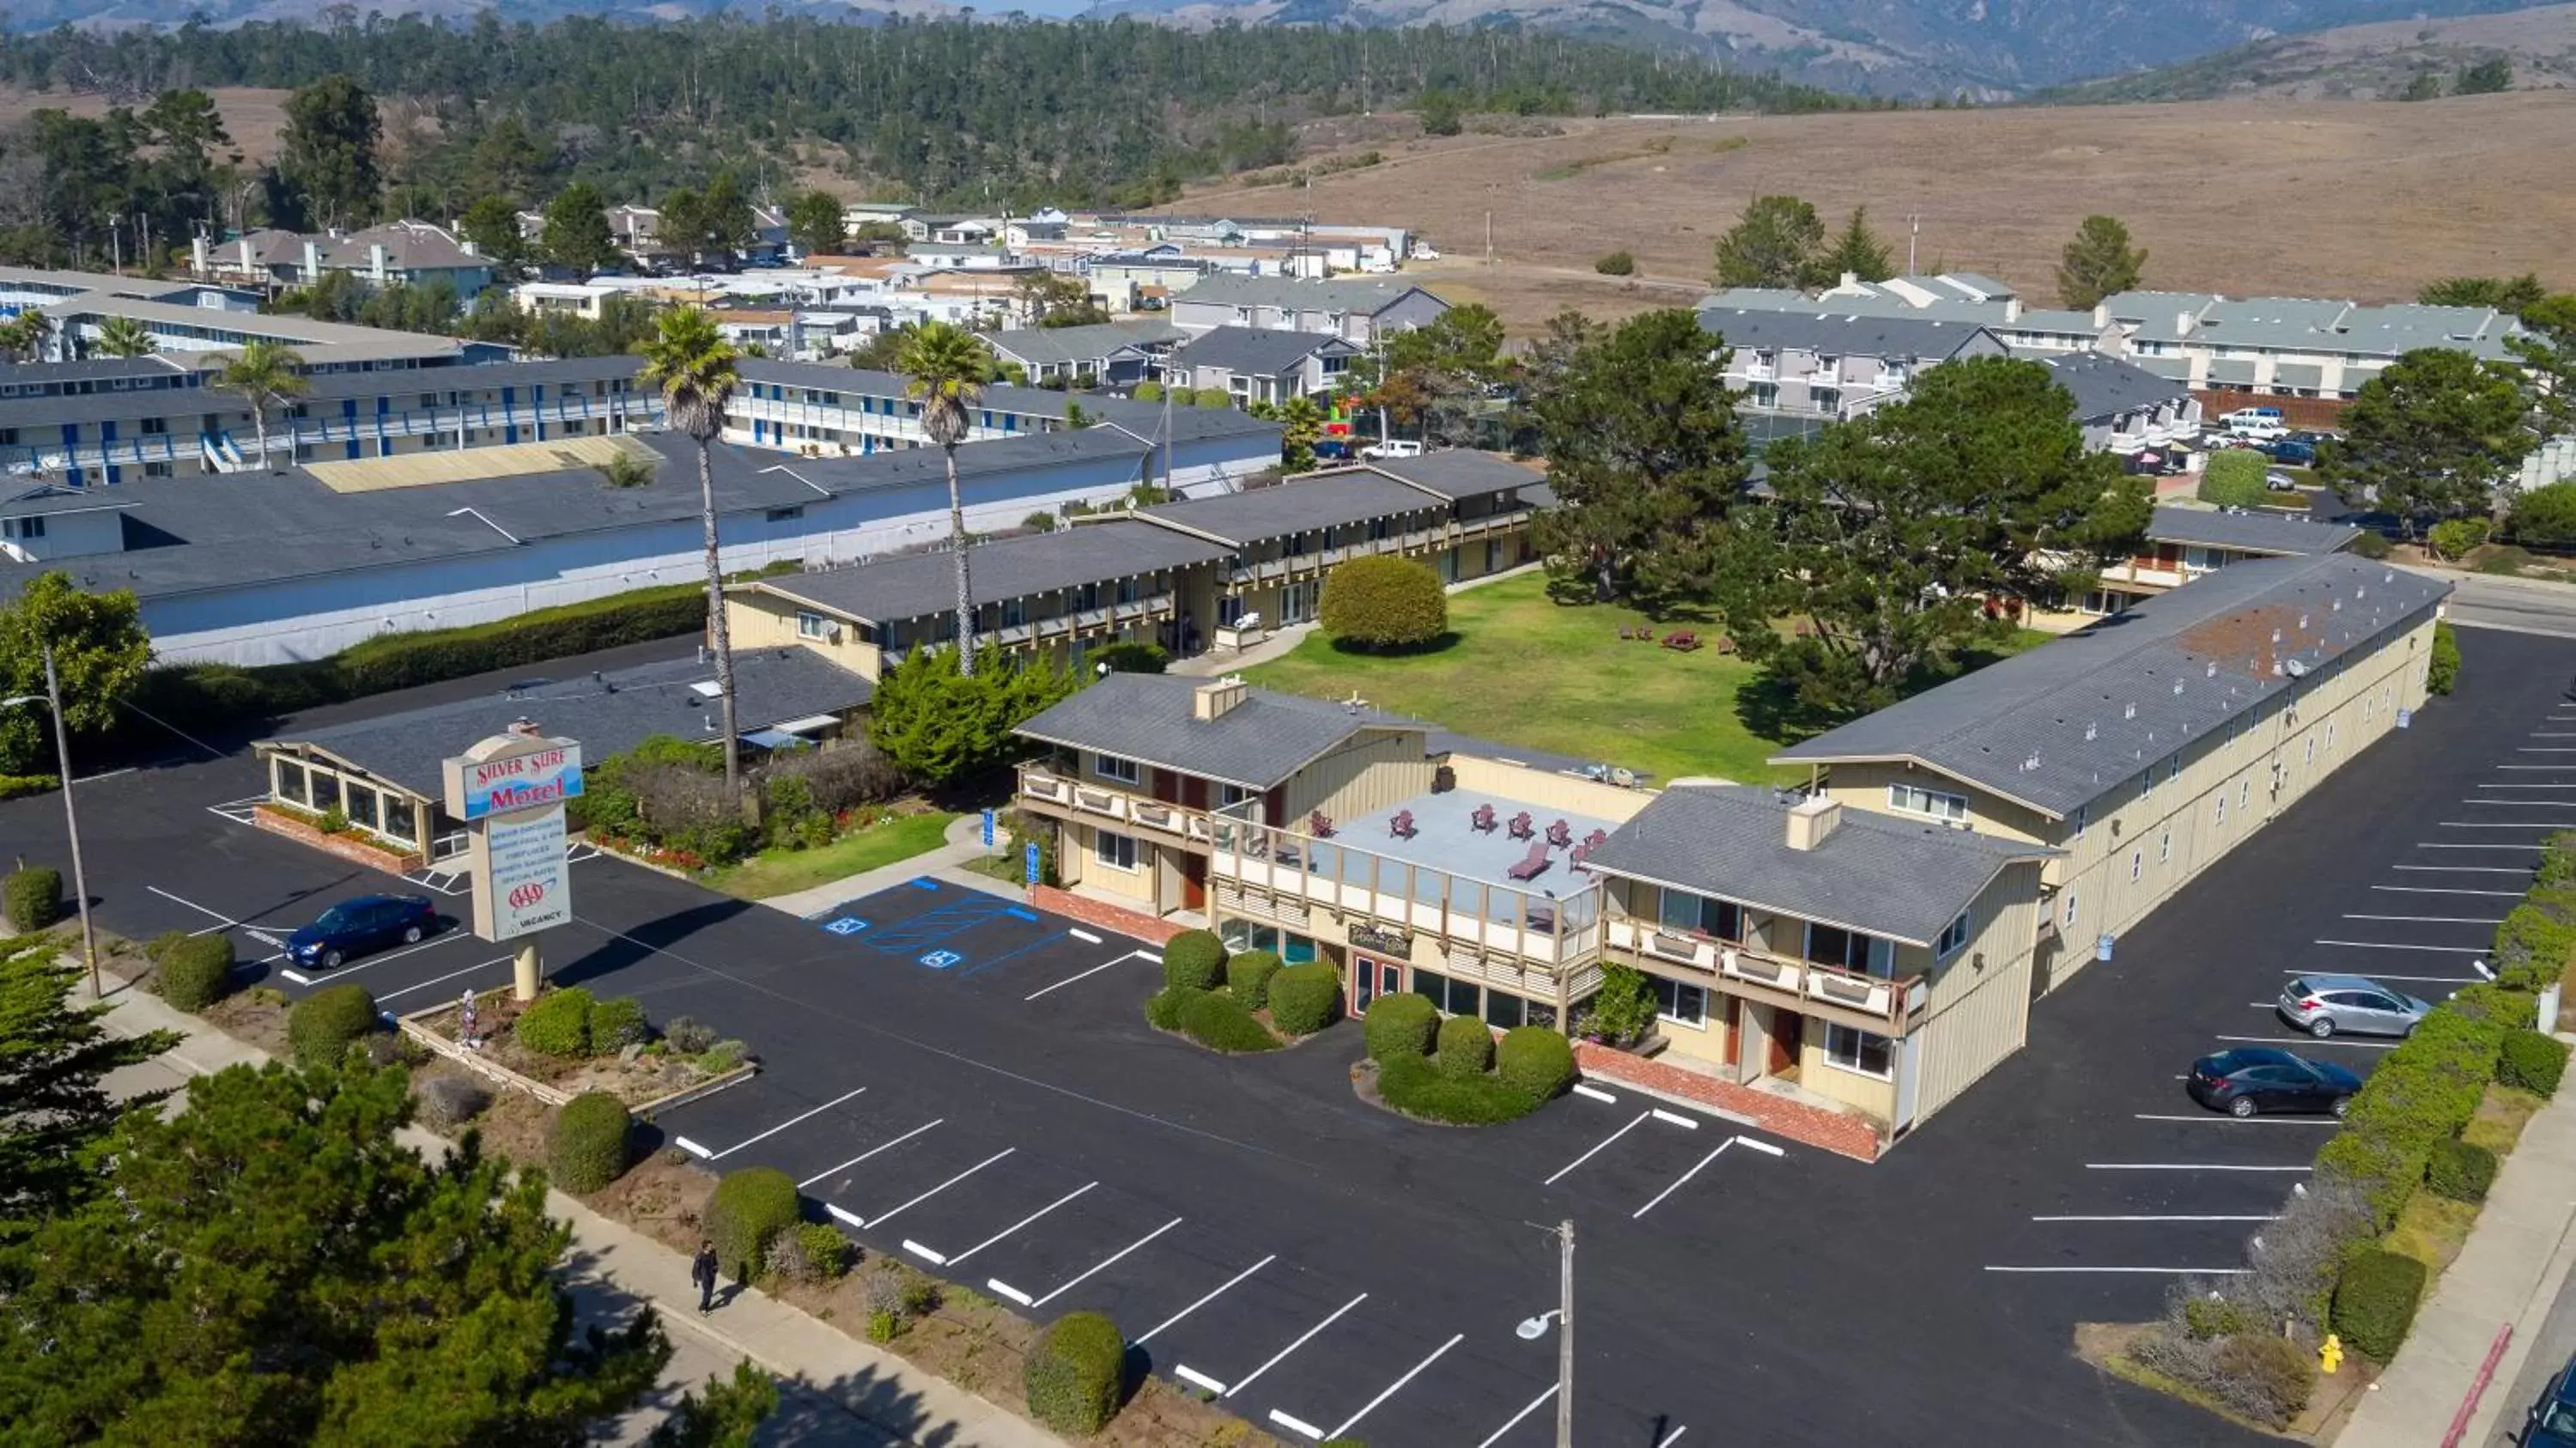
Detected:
left=1556, top=1218, right=1575, bottom=1448
left=1485, top=209, right=1494, bottom=270
left=42, top=645, right=101, bottom=1000
left=1906, top=213, right=1921, bottom=276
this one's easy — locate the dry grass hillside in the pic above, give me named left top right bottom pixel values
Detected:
left=1196, top=92, right=2576, bottom=330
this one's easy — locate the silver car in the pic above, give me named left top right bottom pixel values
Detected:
left=2277, top=974, right=2433, bottom=1039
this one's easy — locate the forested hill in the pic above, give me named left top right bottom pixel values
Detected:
left=0, top=15, right=1856, bottom=209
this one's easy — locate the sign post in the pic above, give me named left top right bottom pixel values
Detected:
left=441, top=730, right=583, bottom=1002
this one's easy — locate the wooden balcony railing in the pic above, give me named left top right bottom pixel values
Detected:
left=1604, top=919, right=1925, bottom=1031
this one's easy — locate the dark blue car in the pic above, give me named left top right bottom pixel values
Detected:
left=287, top=894, right=440, bottom=970
left=2533, top=1354, right=2576, bottom=1448
left=2263, top=439, right=2317, bottom=465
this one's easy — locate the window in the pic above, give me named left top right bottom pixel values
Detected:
left=1092, top=830, right=1138, bottom=871
left=2215, top=792, right=2228, bottom=826
left=1805, top=922, right=1893, bottom=976
left=2158, top=829, right=2172, bottom=864
left=765, top=506, right=805, bottom=522
left=2239, top=779, right=2251, bottom=810
left=2072, top=805, right=2087, bottom=842
left=1657, top=889, right=1740, bottom=941
left=2129, top=849, right=2143, bottom=883
left=1824, top=1025, right=1893, bottom=1079
left=273, top=757, right=309, bottom=806
left=2304, top=736, right=2317, bottom=766
left=2140, top=767, right=2154, bottom=802
left=1217, top=783, right=1255, bottom=812
left=1094, top=753, right=1140, bottom=785
left=2168, top=756, right=2183, bottom=786
left=2, top=515, right=44, bottom=540
left=2062, top=889, right=2079, bottom=930
left=344, top=783, right=380, bottom=834
left=795, top=611, right=830, bottom=639
left=1886, top=783, right=1967, bottom=822
left=1649, top=976, right=1707, bottom=1029
left=1409, top=968, right=1479, bottom=1018
left=2325, top=721, right=2336, bottom=751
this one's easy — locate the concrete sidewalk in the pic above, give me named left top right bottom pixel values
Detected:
left=2337, top=1062, right=2576, bottom=1448
left=760, top=812, right=1014, bottom=919
left=88, top=979, right=1065, bottom=1448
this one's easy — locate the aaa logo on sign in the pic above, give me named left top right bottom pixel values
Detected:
left=507, top=881, right=550, bottom=910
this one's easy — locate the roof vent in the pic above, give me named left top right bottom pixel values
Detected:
left=2172, top=679, right=2184, bottom=695
left=2206, top=661, right=2216, bottom=678
left=2285, top=658, right=2309, bottom=678
left=2123, top=702, right=2136, bottom=720
left=506, top=716, right=541, bottom=737
left=2085, top=721, right=2097, bottom=741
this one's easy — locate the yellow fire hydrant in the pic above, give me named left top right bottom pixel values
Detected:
left=2321, top=1334, right=2344, bottom=1375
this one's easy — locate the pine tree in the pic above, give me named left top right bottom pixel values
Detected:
left=2055, top=215, right=2148, bottom=310
left=1814, top=206, right=1894, bottom=284
left=0, top=946, right=179, bottom=1242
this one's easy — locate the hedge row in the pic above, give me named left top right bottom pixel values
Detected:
left=1361, top=996, right=1572, bottom=1125
left=2316, top=1002, right=2508, bottom=1228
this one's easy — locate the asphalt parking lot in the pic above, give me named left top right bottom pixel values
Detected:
left=39, top=630, right=2576, bottom=1445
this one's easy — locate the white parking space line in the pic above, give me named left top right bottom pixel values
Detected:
left=2313, top=940, right=2488, bottom=952
left=987, top=1281, right=1035, bottom=1306
left=1175, top=1366, right=1229, bottom=1395
left=2519, top=748, right=2576, bottom=753
left=944, top=1182, right=1097, bottom=1268
left=2281, top=970, right=2481, bottom=984
left=1067, top=928, right=1103, bottom=945
left=1222, top=1292, right=1368, bottom=1400
left=1656, top=1427, right=1689, bottom=1448
left=279, top=969, right=312, bottom=985
left=1632, top=1136, right=1774, bottom=1219
left=710, top=1086, right=870, bottom=1159
left=1650, top=1109, right=1700, bottom=1129
left=2481, top=782, right=2576, bottom=788
left=856, top=1147, right=1012, bottom=1231
left=1985, top=1266, right=2250, bottom=1275
left=2087, top=1163, right=2312, bottom=1172
left=299, top=933, right=475, bottom=979
left=1131, top=1248, right=1269, bottom=1339
left=377, top=954, right=519, bottom=1002
left=2340, top=913, right=2505, bottom=924
left=1326, top=1331, right=1464, bottom=1439
left=676, top=1136, right=714, bottom=1159
left=1545, top=1110, right=1649, bottom=1185
left=147, top=885, right=250, bottom=935
left=2467, top=800, right=2576, bottom=809
left=1267, top=1410, right=1326, bottom=1440
left=2372, top=885, right=2525, bottom=897
left=1572, top=1084, right=1619, bottom=1104
left=795, top=1118, right=944, bottom=1189
left=2135, top=1113, right=2338, bottom=1126
left=2216, top=1033, right=2398, bottom=1051
left=2439, top=823, right=2566, bottom=829
left=1024, top=949, right=1157, bottom=1001
left=1474, top=1385, right=1558, bottom=1448
left=1018, top=1216, right=1188, bottom=1310
left=2034, top=1214, right=2281, bottom=1222
left=902, top=1241, right=947, bottom=1266
left=2415, top=842, right=2545, bottom=849
left=2395, top=866, right=2533, bottom=873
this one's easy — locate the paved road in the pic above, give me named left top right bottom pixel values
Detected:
left=2489, top=1274, right=2576, bottom=1447
left=27, top=626, right=2576, bottom=1446
left=2435, top=570, right=2576, bottom=640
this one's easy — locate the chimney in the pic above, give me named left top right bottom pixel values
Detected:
left=2002, top=294, right=2021, bottom=325
left=1192, top=675, right=1249, bottom=721
left=2175, top=309, right=2195, bottom=337
left=369, top=243, right=389, bottom=283
left=1784, top=794, right=1842, bottom=852
left=301, top=240, right=322, bottom=283
left=506, top=716, right=541, bottom=737
left=191, top=234, right=210, bottom=276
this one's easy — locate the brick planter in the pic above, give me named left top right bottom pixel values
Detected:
left=255, top=804, right=425, bottom=874
left=1572, top=1040, right=1884, bottom=1162
left=1027, top=884, right=1183, bottom=946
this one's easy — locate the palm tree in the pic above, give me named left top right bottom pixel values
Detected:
left=211, top=340, right=308, bottom=475
left=896, top=320, right=993, bottom=676
left=640, top=307, right=746, bottom=794
left=91, top=315, right=155, bottom=358
left=0, top=312, right=52, bottom=363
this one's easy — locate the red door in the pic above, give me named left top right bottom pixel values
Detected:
left=1767, top=1009, right=1802, bottom=1076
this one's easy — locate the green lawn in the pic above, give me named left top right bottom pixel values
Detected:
left=702, top=810, right=961, bottom=900
left=1244, top=574, right=2042, bottom=785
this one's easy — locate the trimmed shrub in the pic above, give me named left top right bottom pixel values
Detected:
left=699, top=1039, right=750, bottom=1074
left=588, top=995, right=648, bottom=1052
left=1145, top=984, right=1196, bottom=1031
left=289, top=983, right=380, bottom=1068
left=155, top=933, right=236, bottom=1012
left=1091, top=641, right=1170, bottom=675
left=1496, top=1026, right=1576, bottom=1100
left=1594, top=250, right=1636, bottom=276
left=1131, top=380, right=1164, bottom=403
left=2430, top=619, right=2460, bottom=695
left=2349, top=530, right=2393, bottom=559
left=1177, top=989, right=1279, bottom=1053
left=1364, top=992, right=1440, bottom=1063
left=514, top=986, right=595, bottom=1058
left=2331, top=1249, right=2427, bottom=1361
left=2427, top=1138, right=2500, bottom=1203
left=1321, top=555, right=1448, bottom=650
left=769, top=1222, right=854, bottom=1285
left=0, top=774, right=58, bottom=800
left=1435, top=1014, right=1496, bottom=1079
left=1192, top=387, right=1233, bottom=410
left=705, top=1166, right=802, bottom=1281
left=663, top=1014, right=718, bottom=1054
left=1376, top=1052, right=1540, bottom=1124
left=1163, top=930, right=1228, bottom=992
left=548, top=1091, right=634, bottom=1193
left=3, top=866, right=60, bottom=932
left=2540, top=830, right=2576, bottom=886
left=1267, top=962, right=1340, bottom=1037
left=2427, top=516, right=2492, bottom=562
left=2489, top=902, right=2573, bottom=991
left=2502, top=1028, right=2571, bottom=1096
left=2446, top=981, right=2538, bottom=1032
left=2513, top=481, right=2576, bottom=546
left=2211, top=1332, right=2317, bottom=1428
left=1024, top=1310, right=1126, bottom=1435
left=416, top=1074, right=490, bottom=1129
left=2182, top=1294, right=2254, bottom=1341
left=2196, top=450, right=2269, bottom=508
left=1226, top=950, right=1283, bottom=1010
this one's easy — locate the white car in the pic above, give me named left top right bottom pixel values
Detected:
left=2266, top=471, right=2300, bottom=491
left=1361, top=439, right=1425, bottom=459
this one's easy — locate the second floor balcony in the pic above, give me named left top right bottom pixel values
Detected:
left=1603, top=916, right=1927, bottom=1033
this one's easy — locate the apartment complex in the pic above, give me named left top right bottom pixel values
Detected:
left=2062, top=504, right=2359, bottom=621
left=1009, top=551, right=2450, bottom=1147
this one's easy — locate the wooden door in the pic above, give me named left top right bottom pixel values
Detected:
left=1766, top=1009, right=1801, bottom=1075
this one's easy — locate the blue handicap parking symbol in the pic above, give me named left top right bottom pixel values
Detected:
left=918, top=949, right=965, bottom=970
left=823, top=916, right=869, bottom=936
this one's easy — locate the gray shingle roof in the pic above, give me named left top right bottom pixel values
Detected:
left=1774, top=553, right=2451, bottom=819
left=985, top=322, right=1184, bottom=370
left=1176, top=274, right=1443, bottom=316
left=1343, top=451, right=1546, bottom=502
left=1135, top=473, right=1450, bottom=546
left=748, top=520, right=1227, bottom=625
left=2150, top=505, right=2355, bottom=557
left=2037, top=351, right=2188, bottom=423
left=1175, top=326, right=1357, bottom=378
left=1698, top=308, right=1998, bottom=362
left=1586, top=784, right=2051, bottom=946
left=1015, top=672, right=1421, bottom=791
left=266, top=648, right=874, bottom=800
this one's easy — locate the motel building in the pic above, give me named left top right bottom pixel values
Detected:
left=1011, top=551, right=2453, bottom=1147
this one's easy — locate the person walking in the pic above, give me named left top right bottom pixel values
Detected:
left=692, top=1240, right=720, bottom=1315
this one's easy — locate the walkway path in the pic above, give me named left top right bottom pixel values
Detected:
left=759, top=812, right=1012, bottom=920
left=2337, top=1052, right=2576, bottom=1448
left=88, top=978, right=1064, bottom=1448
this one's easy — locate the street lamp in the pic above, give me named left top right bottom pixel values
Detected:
left=1516, top=1220, right=1576, bottom=1448
left=3, top=642, right=102, bottom=998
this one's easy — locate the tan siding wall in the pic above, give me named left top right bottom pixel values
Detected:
left=726, top=593, right=882, bottom=679
left=1912, top=862, right=2044, bottom=1018
left=1443, top=756, right=1655, bottom=823
left=1283, top=729, right=1435, bottom=824
left=1911, top=948, right=2035, bottom=1123
left=1798, top=1029, right=1896, bottom=1119
left=1062, top=819, right=1157, bottom=903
